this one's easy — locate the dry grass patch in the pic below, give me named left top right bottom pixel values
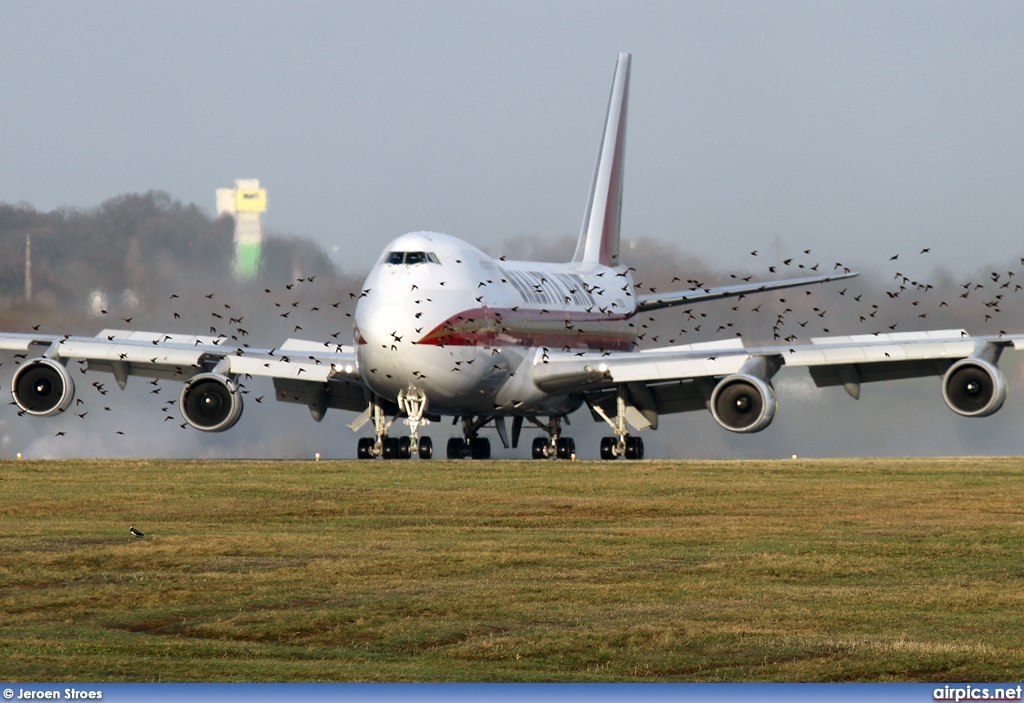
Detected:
left=2, top=456, right=1024, bottom=681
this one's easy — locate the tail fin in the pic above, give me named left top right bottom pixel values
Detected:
left=572, top=52, right=631, bottom=267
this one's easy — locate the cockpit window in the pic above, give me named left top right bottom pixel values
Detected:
left=384, top=251, right=440, bottom=265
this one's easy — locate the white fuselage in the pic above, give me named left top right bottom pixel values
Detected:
left=354, top=232, right=637, bottom=416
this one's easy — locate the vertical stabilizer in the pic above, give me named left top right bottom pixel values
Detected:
left=572, top=52, right=631, bottom=267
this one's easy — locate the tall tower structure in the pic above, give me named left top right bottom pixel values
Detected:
left=216, top=178, right=267, bottom=280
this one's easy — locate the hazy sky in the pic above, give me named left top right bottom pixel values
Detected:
left=2, top=1, right=1023, bottom=278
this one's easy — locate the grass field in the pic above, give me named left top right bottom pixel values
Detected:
left=2, top=456, right=1024, bottom=682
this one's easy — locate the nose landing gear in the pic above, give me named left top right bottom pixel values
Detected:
left=356, top=390, right=434, bottom=459
left=397, top=385, right=431, bottom=457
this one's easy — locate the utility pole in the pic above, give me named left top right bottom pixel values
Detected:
left=24, top=233, right=32, bottom=304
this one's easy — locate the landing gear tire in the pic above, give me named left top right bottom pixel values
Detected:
left=531, top=437, right=548, bottom=459
left=418, top=436, right=433, bottom=459
left=470, top=437, right=491, bottom=460
left=624, top=436, right=644, bottom=460
left=600, top=436, right=616, bottom=460
left=382, top=437, right=400, bottom=459
left=357, top=437, right=374, bottom=459
left=398, top=436, right=412, bottom=460
left=556, top=437, right=575, bottom=460
left=447, top=437, right=465, bottom=459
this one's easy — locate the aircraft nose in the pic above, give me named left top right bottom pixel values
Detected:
left=358, top=302, right=415, bottom=355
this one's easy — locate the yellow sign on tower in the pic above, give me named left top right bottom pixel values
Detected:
left=235, top=188, right=267, bottom=213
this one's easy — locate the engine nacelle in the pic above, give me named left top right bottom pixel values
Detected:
left=942, top=358, right=1006, bottom=417
left=710, top=374, right=777, bottom=433
left=179, top=373, right=244, bottom=432
left=11, top=358, right=75, bottom=416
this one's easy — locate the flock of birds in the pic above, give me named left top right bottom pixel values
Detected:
left=632, top=246, right=1024, bottom=347
left=5, top=243, right=1024, bottom=448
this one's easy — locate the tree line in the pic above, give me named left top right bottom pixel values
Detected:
left=0, top=191, right=337, bottom=311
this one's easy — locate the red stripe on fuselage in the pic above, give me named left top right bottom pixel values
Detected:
left=416, top=307, right=636, bottom=351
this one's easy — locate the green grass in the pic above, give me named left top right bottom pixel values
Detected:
left=2, top=456, right=1024, bottom=681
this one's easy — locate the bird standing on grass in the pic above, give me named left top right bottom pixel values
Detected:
left=129, top=525, right=144, bottom=538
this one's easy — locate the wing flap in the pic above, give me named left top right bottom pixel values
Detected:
left=535, top=345, right=756, bottom=392
left=0, top=333, right=58, bottom=352
left=649, top=380, right=711, bottom=414
left=784, top=330, right=975, bottom=367
left=273, top=376, right=368, bottom=415
left=808, top=359, right=952, bottom=389
left=58, top=338, right=209, bottom=368
left=229, top=355, right=333, bottom=382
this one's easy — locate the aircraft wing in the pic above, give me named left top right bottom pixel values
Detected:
left=533, top=329, right=1024, bottom=432
left=636, top=271, right=859, bottom=312
left=1, top=329, right=365, bottom=428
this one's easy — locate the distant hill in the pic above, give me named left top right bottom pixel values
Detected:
left=0, top=191, right=338, bottom=311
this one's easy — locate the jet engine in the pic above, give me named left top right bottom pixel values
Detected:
left=179, top=373, right=244, bottom=432
left=11, top=358, right=75, bottom=416
left=710, top=374, right=777, bottom=433
left=941, top=358, right=1006, bottom=417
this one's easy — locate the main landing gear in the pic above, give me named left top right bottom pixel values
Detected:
left=444, top=414, right=582, bottom=460
left=354, top=388, right=647, bottom=460
left=528, top=415, right=576, bottom=459
left=592, top=386, right=644, bottom=460
left=446, top=416, right=491, bottom=459
left=599, top=434, right=644, bottom=460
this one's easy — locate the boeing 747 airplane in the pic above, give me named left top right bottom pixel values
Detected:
left=3, top=54, right=1021, bottom=459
